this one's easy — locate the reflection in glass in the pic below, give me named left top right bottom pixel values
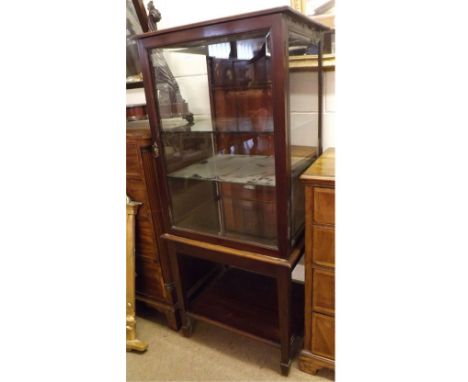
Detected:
left=150, top=32, right=278, bottom=247
left=288, top=31, right=321, bottom=244
left=126, top=0, right=143, bottom=80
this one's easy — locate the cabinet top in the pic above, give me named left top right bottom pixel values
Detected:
left=300, top=148, right=335, bottom=184
left=135, top=6, right=329, bottom=40
left=126, top=119, right=152, bottom=139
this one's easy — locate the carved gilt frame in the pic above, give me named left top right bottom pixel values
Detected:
left=289, top=0, right=335, bottom=71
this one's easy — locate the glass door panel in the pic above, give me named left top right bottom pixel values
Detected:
left=150, top=31, right=278, bottom=247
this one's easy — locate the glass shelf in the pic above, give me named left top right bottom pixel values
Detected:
left=212, top=84, right=272, bottom=90
left=160, top=115, right=273, bottom=133
left=167, top=154, right=275, bottom=187
left=163, top=130, right=274, bottom=135
left=161, top=116, right=212, bottom=132
left=167, top=152, right=316, bottom=187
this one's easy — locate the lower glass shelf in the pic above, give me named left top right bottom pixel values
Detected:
left=188, top=267, right=304, bottom=346
left=165, top=148, right=317, bottom=246
left=168, top=154, right=276, bottom=187
left=167, top=153, right=315, bottom=187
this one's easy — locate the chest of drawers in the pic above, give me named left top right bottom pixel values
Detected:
left=299, top=148, right=335, bottom=374
left=127, top=120, right=180, bottom=330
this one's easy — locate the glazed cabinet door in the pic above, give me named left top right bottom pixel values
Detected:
left=146, top=31, right=280, bottom=248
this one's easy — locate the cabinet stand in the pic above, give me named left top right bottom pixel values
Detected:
left=164, top=234, right=304, bottom=375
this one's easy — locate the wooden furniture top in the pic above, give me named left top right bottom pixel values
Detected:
left=162, top=233, right=303, bottom=274
left=300, top=148, right=335, bottom=184
left=127, top=120, right=151, bottom=138
left=134, top=6, right=329, bottom=40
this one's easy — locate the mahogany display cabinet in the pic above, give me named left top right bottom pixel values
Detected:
left=136, top=6, right=328, bottom=375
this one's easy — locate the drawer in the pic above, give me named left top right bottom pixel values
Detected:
left=311, top=313, right=335, bottom=360
left=135, top=256, right=166, bottom=301
left=313, top=187, right=335, bottom=225
left=312, top=268, right=335, bottom=315
left=312, top=225, right=335, bottom=267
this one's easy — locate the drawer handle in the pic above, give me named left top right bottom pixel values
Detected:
left=243, top=184, right=256, bottom=190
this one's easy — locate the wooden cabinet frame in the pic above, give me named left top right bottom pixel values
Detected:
left=135, top=7, right=328, bottom=375
left=136, top=7, right=328, bottom=257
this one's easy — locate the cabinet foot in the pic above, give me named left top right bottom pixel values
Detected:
left=181, top=317, right=193, bottom=337
left=163, top=309, right=181, bottom=331
left=181, top=324, right=192, bottom=337
left=135, top=298, right=181, bottom=331
left=280, top=360, right=291, bottom=376
left=298, top=350, right=334, bottom=376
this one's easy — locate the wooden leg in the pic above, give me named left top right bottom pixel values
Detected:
left=134, top=297, right=181, bottom=331
left=181, top=316, right=193, bottom=337
left=161, top=282, right=181, bottom=330
left=163, top=308, right=181, bottom=331
left=167, top=244, right=193, bottom=337
left=277, top=268, right=292, bottom=376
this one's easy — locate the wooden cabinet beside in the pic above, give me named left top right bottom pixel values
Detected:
left=299, top=148, right=335, bottom=374
left=126, top=120, right=180, bottom=330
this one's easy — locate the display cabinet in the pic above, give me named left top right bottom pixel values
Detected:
left=136, top=6, right=328, bottom=375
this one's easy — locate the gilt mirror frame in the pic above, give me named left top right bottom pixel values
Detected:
left=289, top=0, right=335, bottom=71
left=127, top=0, right=150, bottom=87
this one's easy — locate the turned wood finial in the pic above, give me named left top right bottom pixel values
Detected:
left=147, top=1, right=161, bottom=31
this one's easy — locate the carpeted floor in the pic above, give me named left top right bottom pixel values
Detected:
left=127, top=308, right=334, bottom=381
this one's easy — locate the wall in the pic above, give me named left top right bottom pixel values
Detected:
left=290, top=71, right=335, bottom=150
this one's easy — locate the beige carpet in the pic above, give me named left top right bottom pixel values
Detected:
left=127, top=308, right=334, bottom=381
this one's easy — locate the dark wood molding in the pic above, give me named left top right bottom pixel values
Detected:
left=135, top=6, right=328, bottom=40
left=132, top=0, right=149, bottom=32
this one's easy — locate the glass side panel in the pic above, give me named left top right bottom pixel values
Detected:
left=288, top=31, right=321, bottom=245
left=150, top=31, right=277, bottom=248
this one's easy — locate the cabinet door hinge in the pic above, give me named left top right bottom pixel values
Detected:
left=152, top=142, right=160, bottom=158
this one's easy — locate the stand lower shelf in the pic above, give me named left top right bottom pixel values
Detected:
left=188, top=267, right=304, bottom=346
